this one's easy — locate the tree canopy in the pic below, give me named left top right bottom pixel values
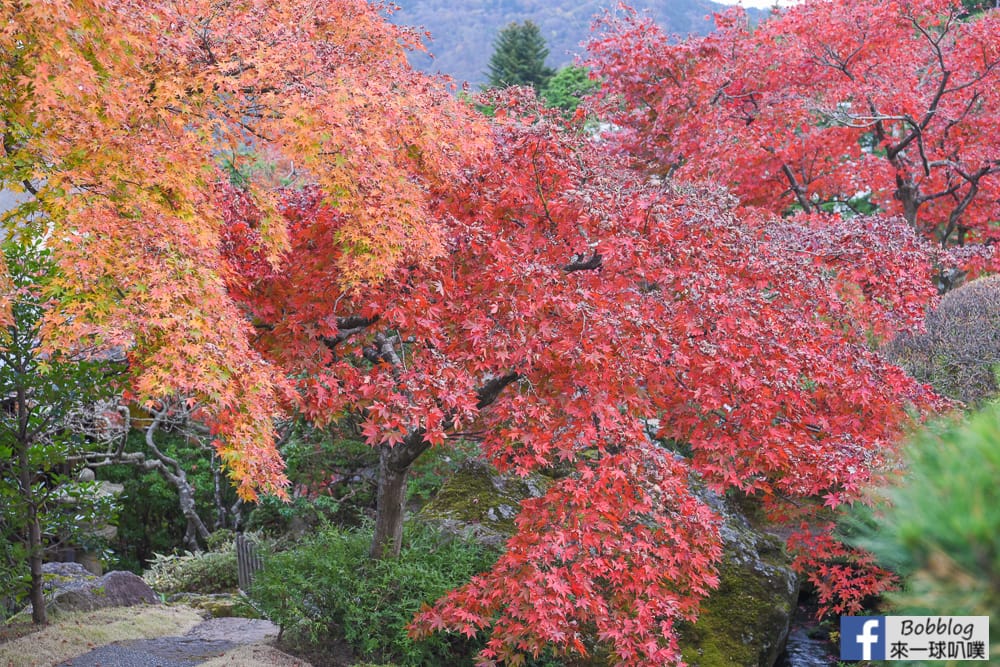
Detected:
left=589, top=0, right=1000, bottom=254
left=221, top=87, right=939, bottom=662
left=1, top=0, right=486, bottom=499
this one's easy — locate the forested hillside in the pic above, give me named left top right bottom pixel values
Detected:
left=391, top=0, right=767, bottom=84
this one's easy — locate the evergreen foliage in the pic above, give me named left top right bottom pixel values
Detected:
left=0, top=239, right=120, bottom=622
left=100, top=430, right=233, bottom=572
left=540, top=65, right=600, bottom=115
left=848, top=403, right=1000, bottom=657
left=486, top=21, right=555, bottom=89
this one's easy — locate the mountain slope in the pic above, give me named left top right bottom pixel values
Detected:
left=390, top=0, right=766, bottom=86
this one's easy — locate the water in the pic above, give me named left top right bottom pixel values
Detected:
left=776, top=603, right=838, bottom=667
left=777, top=623, right=838, bottom=667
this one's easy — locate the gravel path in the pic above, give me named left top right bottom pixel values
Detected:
left=58, top=618, right=278, bottom=667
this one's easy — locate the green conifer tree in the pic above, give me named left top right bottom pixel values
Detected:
left=541, top=65, right=600, bottom=115
left=486, top=21, right=555, bottom=90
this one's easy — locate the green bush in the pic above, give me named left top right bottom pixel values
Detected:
left=850, top=403, right=1000, bottom=659
left=250, top=522, right=498, bottom=666
left=246, top=429, right=378, bottom=535
left=142, top=533, right=239, bottom=595
left=540, top=65, right=600, bottom=116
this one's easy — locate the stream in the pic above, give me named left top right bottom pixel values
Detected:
left=776, top=604, right=838, bottom=667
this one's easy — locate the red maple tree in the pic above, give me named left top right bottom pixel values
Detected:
left=3, top=0, right=950, bottom=660
left=589, top=0, right=1000, bottom=252
left=222, top=92, right=938, bottom=664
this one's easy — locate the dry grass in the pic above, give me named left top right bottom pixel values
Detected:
left=200, top=643, right=314, bottom=667
left=0, top=604, right=203, bottom=667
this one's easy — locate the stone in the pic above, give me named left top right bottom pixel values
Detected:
left=418, top=459, right=551, bottom=548
left=43, top=561, right=95, bottom=580
left=419, top=459, right=797, bottom=666
left=49, top=569, right=160, bottom=613
left=677, top=490, right=798, bottom=667
left=41, top=561, right=99, bottom=598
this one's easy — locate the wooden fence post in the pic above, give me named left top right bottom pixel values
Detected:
left=235, top=533, right=263, bottom=592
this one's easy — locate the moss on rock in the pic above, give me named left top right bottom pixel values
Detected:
left=420, top=460, right=796, bottom=666
left=678, top=492, right=798, bottom=667
left=418, top=459, right=551, bottom=547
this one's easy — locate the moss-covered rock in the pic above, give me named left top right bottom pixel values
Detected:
left=46, top=569, right=159, bottom=614
left=678, top=491, right=798, bottom=667
left=419, top=460, right=796, bottom=666
left=418, top=459, right=551, bottom=547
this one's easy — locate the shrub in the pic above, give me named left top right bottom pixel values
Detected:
left=142, top=533, right=239, bottom=595
left=250, top=522, right=497, bottom=666
left=886, top=275, right=1000, bottom=406
left=849, top=403, right=1000, bottom=656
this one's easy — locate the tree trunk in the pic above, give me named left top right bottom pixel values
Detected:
left=28, top=515, right=45, bottom=625
left=17, top=399, right=46, bottom=625
left=369, top=443, right=409, bottom=560
left=895, top=173, right=920, bottom=229
left=365, top=372, right=518, bottom=559
left=177, top=478, right=211, bottom=551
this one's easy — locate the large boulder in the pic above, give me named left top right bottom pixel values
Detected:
left=677, top=491, right=798, bottom=667
left=420, top=460, right=797, bottom=666
left=42, top=562, right=160, bottom=613
left=419, top=459, right=551, bottom=547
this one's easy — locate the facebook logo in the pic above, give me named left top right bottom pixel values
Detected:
left=842, top=616, right=886, bottom=660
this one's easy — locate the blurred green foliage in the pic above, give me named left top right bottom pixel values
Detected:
left=847, top=403, right=1000, bottom=660
left=101, top=430, right=229, bottom=572
left=143, top=531, right=240, bottom=596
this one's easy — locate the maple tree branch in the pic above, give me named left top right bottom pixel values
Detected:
left=810, top=37, right=866, bottom=81
left=318, top=315, right=380, bottom=350
left=529, top=140, right=558, bottom=229
left=372, top=332, right=403, bottom=367
left=941, top=92, right=981, bottom=142
left=338, top=315, right=379, bottom=330
left=940, top=165, right=991, bottom=245
left=781, top=164, right=813, bottom=213
left=475, top=372, right=521, bottom=410
left=385, top=371, right=521, bottom=473
left=562, top=251, right=603, bottom=272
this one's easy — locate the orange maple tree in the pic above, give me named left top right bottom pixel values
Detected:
left=589, top=0, right=1000, bottom=252
left=0, top=0, right=484, bottom=497
left=222, top=91, right=938, bottom=664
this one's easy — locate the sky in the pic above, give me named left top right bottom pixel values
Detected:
left=714, top=0, right=800, bottom=7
